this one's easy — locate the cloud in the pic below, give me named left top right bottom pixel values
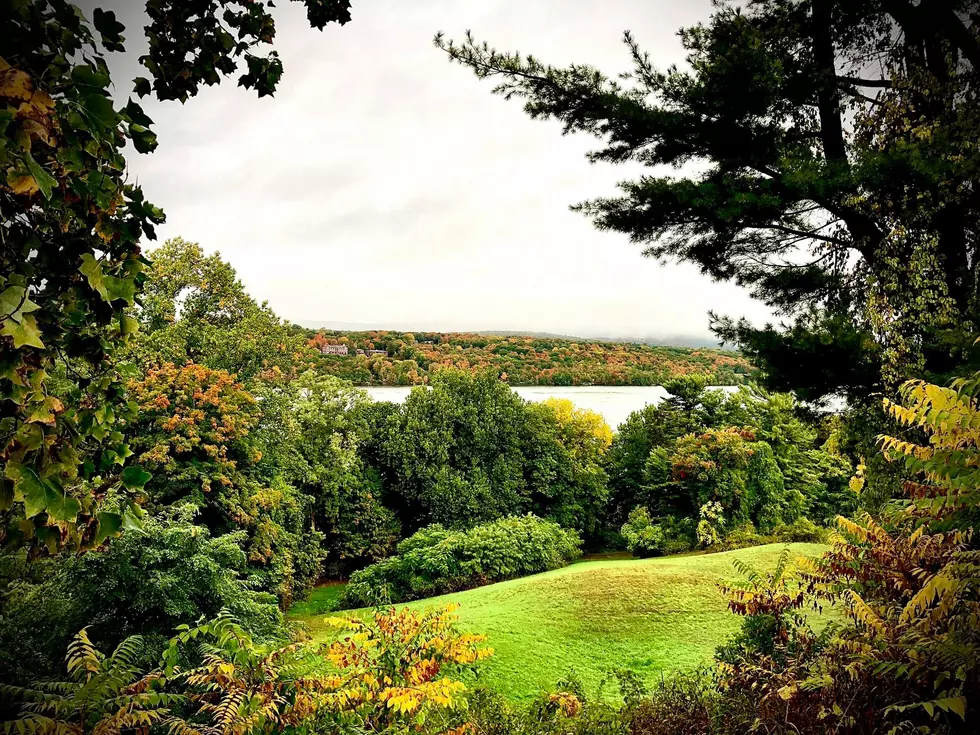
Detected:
left=79, top=0, right=774, bottom=339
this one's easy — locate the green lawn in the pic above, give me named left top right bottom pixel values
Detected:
left=289, top=543, right=829, bottom=701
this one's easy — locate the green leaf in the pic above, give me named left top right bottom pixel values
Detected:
left=5, top=463, right=47, bottom=517
left=129, top=124, right=158, bottom=154
left=936, top=697, right=966, bottom=720
left=95, top=511, right=124, bottom=544
left=1, top=312, right=44, bottom=348
left=80, top=91, right=118, bottom=129
left=133, top=77, right=152, bottom=98
left=71, top=66, right=111, bottom=89
left=123, top=100, right=153, bottom=127
left=44, top=482, right=81, bottom=522
left=120, top=314, right=139, bottom=335
left=34, top=526, right=60, bottom=554
left=93, top=9, right=126, bottom=52
left=122, top=504, right=145, bottom=531
left=79, top=253, right=108, bottom=301
left=0, top=285, right=40, bottom=320
left=26, top=395, right=63, bottom=425
left=104, top=274, right=136, bottom=305
left=23, top=152, right=57, bottom=200
left=16, top=424, right=44, bottom=452
left=121, top=465, right=152, bottom=489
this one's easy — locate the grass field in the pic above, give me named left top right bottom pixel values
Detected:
left=288, top=543, right=829, bottom=701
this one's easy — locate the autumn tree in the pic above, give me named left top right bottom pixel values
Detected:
left=1, top=1, right=353, bottom=555
left=436, top=1, right=980, bottom=401
left=524, top=398, right=612, bottom=536
left=126, top=362, right=325, bottom=603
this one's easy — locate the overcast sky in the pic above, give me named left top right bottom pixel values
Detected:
left=84, top=0, right=774, bottom=340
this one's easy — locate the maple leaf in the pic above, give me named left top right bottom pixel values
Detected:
left=1, top=313, right=44, bottom=348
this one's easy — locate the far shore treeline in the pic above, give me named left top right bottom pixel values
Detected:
left=300, top=328, right=755, bottom=387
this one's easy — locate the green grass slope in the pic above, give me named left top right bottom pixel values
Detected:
left=289, top=543, right=829, bottom=701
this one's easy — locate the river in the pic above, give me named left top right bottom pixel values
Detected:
left=362, top=385, right=738, bottom=431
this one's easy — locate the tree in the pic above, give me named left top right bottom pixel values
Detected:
left=524, top=398, right=611, bottom=536
left=136, top=238, right=316, bottom=383
left=126, top=362, right=325, bottom=604
left=604, top=378, right=724, bottom=524
left=1, top=1, right=353, bottom=555
left=436, top=1, right=980, bottom=401
left=127, top=362, right=260, bottom=515
left=267, top=370, right=400, bottom=576
left=375, top=369, right=534, bottom=530
left=369, top=370, right=614, bottom=535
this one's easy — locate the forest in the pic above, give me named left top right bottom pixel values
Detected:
left=2, top=1, right=979, bottom=735
left=304, top=329, right=754, bottom=386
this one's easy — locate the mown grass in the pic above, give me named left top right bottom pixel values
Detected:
left=288, top=542, right=829, bottom=701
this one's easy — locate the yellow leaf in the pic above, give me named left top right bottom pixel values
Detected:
left=0, top=68, right=33, bottom=101
left=7, top=170, right=39, bottom=195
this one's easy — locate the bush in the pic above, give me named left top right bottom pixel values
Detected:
left=621, top=509, right=695, bottom=558
left=772, top=517, right=826, bottom=543
left=620, top=508, right=695, bottom=557
left=466, top=671, right=634, bottom=735
left=627, top=672, right=723, bottom=735
left=659, top=515, right=695, bottom=554
left=696, top=501, right=725, bottom=547
left=340, top=515, right=581, bottom=606
left=620, top=507, right=665, bottom=557
left=0, top=507, right=283, bottom=686
left=718, top=522, right=765, bottom=550
left=64, top=507, right=285, bottom=643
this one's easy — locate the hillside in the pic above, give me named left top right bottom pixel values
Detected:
left=299, top=329, right=754, bottom=386
left=289, top=543, right=830, bottom=701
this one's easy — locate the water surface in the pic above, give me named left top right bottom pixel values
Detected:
left=362, top=385, right=736, bottom=430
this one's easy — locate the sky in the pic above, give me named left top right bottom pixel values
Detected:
left=83, top=0, right=775, bottom=341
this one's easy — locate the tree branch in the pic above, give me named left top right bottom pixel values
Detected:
left=836, top=75, right=893, bottom=88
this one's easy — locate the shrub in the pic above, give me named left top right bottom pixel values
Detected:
left=0, top=508, right=284, bottom=685
left=1, top=631, right=178, bottom=735
left=772, top=517, right=825, bottom=543
left=620, top=507, right=665, bottom=557
left=696, top=501, right=725, bottom=547
left=627, top=672, right=722, bottom=735
left=712, top=373, right=980, bottom=734
left=4, top=606, right=492, bottom=735
left=465, top=671, right=633, bottom=735
left=65, top=506, right=284, bottom=642
left=341, top=515, right=581, bottom=607
left=620, top=508, right=694, bottom=557
left=718, top=522, right=765, bottom=550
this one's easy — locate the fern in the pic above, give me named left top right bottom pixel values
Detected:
left=3, top=632, right=176, bottom=735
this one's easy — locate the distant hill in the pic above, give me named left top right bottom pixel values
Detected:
left=297, top=321, right=728, bottom=351
left=299, top=327, right=754, bottom=387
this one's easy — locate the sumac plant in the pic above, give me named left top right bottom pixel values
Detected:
left=717, top=372, right=980, bottom=735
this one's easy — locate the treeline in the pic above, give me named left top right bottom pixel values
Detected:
left=303, top=328, right=754, bottom=386
left=0, top=238, right=845, bottom=687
